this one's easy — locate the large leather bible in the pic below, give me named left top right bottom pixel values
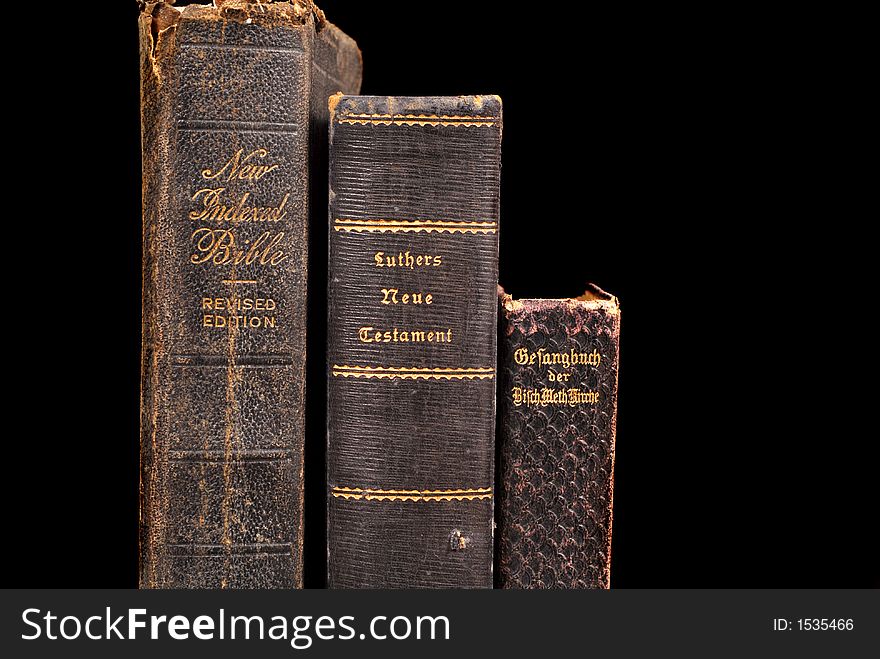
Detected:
left=138, top=0, right=360, bottom=588
left=497, top=286, right=621, bottom=588
left=327, top=95, right=502, bottom=588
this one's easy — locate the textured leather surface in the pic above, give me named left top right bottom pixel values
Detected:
left=497, top=286, right=620, bottom=588
left=327, top=96, right=502, bottom=588
left=139, top=0, right=360, bottom=589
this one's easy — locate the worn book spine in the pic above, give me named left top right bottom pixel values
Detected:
left=327, top=95, right=502, bottom=588
left=139, top=0, right=360, bottom=589
left=497, top=285, right=621, bottom=588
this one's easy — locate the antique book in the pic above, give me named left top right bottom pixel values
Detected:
left=496, top=285, right=621, bottom=588
left=138, top=0, right=361, bottom=588
left=327, top=95, right=502, bottom=588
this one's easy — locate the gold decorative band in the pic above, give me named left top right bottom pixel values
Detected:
left=331, top=486, right=493, bottom=502
left=337, top=113, right=498, bottom=127
left=332, top=365, right=495, bottom=380
left=334, top=219, right=497, bottom=234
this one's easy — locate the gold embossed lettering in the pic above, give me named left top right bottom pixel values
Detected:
left=373, top=251, right=443, bottom=269
left=189, top=188, right=289, bottom=224
left=380, top=288, right=433, bottom=305
left=190, top=229, right=287, bottom=266
left=201, top=148, right=281, bottom=181
left=548, top=369, right=571, bottom=382
left=511, top=347, right=602, bottom=369
left=358, top=326, right=452, bottom=343
left=203, top=315, right=277, bottom=329
left=510, top=386, right=600, bottom=408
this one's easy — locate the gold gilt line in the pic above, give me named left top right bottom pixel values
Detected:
left=331, top=365, right=495, bottom=381
left=344, top=114, right=497, bottom=120
left=332, top=366, right=495, bottom=372
left=335, top=494, right=493, bottom=501
left=333, top=487, right=492, bottom=494
left=334, top=226, right=496, bottom=234
left=337, top=114, right=497, bottom=127
left=334, top=219, right=497, bottom=234
left=338, top=122, right=496, bottom=127
left=336, top=219, right=496, bottom=226
left=332, top=372, right=495, bottom=380
left=331, top=487, right=493, bottom=502
left=333, top=371, right=495, bottom=380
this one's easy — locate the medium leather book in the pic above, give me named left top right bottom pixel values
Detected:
left=497, top=285, right=621, bottom=588
left=138, top=0, right=361, bottom=588
left=327, top=95, right=502, bottom=588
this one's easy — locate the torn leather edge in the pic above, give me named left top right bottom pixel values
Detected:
left=499, top=283, right=621, bottom=317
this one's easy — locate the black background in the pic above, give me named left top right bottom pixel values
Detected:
left=6, top=2, right=874, bottom=588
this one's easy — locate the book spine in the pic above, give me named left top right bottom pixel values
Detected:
left=138, top=1, right=360, bottom=589
left=497, top=286, right=621, bottom=588
left=327, top=95, right=502, bottom=588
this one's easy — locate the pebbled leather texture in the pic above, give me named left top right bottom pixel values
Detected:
left=496, top=286, right=620, bottom=588
left=327, top=96, right=502, bottom=588
left=139, top=1, right=360, bottom=589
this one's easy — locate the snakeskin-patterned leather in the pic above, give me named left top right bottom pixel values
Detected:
left=497, top=287, right=620, bottom=588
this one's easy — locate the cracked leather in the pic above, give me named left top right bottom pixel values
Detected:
left=327, top=96, right=502, bottom=588
left=497, top=286, right=620, bottom=588
left=139, top=1, right=361, bottom=589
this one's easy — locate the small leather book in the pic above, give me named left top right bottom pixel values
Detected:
left=327, top=95, right=503, bottom=588
left=496, top=285, right=621, bottom=588
left=138, top=0, right=361, bottom=588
